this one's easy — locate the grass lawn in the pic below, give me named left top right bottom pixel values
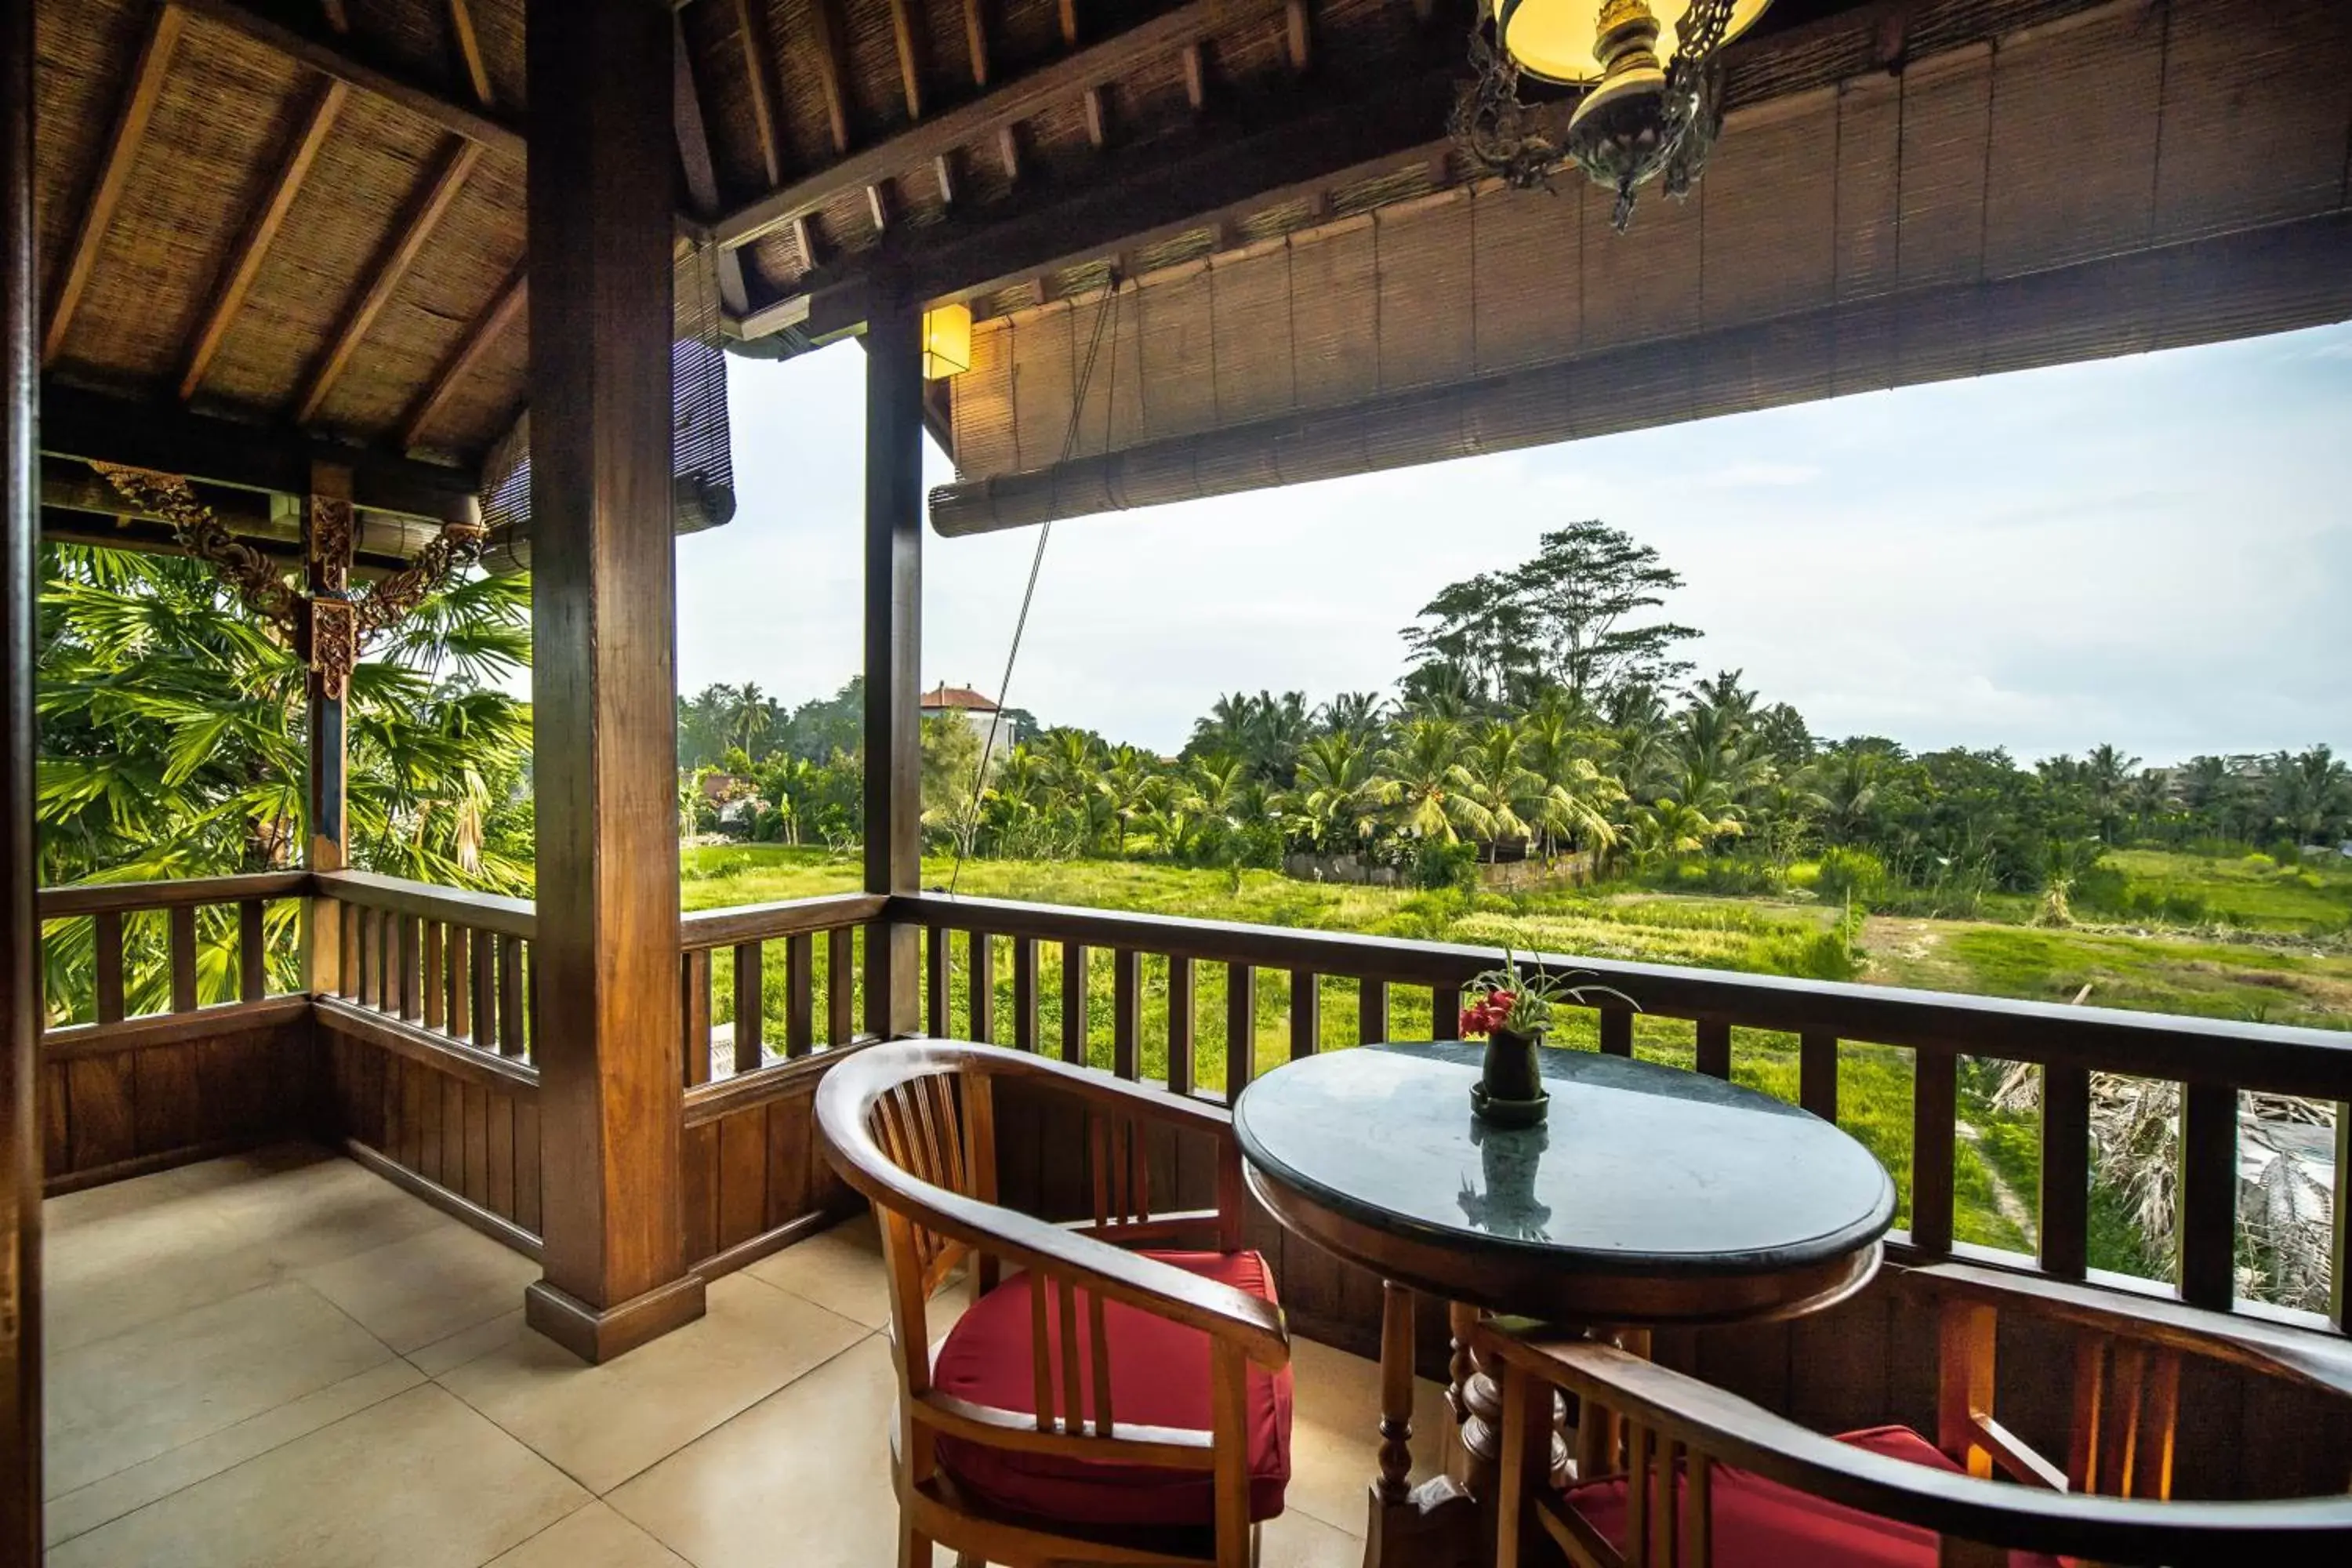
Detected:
left=2102, top=848, right=2352, bottom=934
left=684, top=844, right=2351, bottom=1279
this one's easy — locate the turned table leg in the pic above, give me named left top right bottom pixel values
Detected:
left=1364, top=1283, right=1479, bottom=1568
left=1450, top=1299, right=1503, bottom=1501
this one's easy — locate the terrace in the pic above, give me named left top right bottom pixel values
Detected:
left=5, top=0, right=2352, bottom=1564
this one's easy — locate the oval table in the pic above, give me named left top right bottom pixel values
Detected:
left=1232, top=1040, right=1898, bottom=1568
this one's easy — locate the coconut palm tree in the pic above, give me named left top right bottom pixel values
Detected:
left=1379, top=718, right=1482, bottom=844
left=1288, top=731, right=1394, bottom=853
left=1453, top=722, right=1543, bottom=861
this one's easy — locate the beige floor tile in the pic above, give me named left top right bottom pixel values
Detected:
left=44, top=1146, right=452, bottom=1354
left=299, top=1222, right=539, bottom=1352
left=608, top=1333, right=901, bottom=1568
left=742, top=1214, right=892, bottom=1327
left=44, top=1359, right=423, bottom=1550
left=486, top=1501, right=691, bottom=1567
left=1283, top=1337, right=1454, bottom=1539
left=409, top=1307, right=528, bottom=1377
left=45, top=1384, right=588, bottom=1568
left=440, top=1272, right=870, bottom=1493
left=45, top=1279, right=395, bottom=1499
left=1261, top=1507, right=1368, bottom=1568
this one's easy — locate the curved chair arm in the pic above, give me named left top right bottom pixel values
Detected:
left=1483, top=1330, right=2352, bottom=1566
left=818, top=1040, right=1288, bottom=1369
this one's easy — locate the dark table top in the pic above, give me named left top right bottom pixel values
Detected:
left=1232, top=1041, right=1896, bottom=1279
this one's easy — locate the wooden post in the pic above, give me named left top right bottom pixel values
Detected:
left=2, top=0, right=41, bottom=1541
left=302, top=462, right=353, bottom=998
left=521, top=0, right=703, bottom=1363
left=863, top=302, right=922, bottom=1039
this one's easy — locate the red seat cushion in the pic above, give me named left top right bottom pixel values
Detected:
left=927, top=1249, right=1293, bottom=1528
left=1563, top=1424, right=2064, bottom=1568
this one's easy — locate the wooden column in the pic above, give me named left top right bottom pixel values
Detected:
left=302, top=463, right=353, bottom=995
left=862, top=303, right=923, bottom=1038
left=521, top=0, right=703, bottom=1362
left=1, top=0, right=40, bottom=1543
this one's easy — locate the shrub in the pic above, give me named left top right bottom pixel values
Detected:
left=1813, top=848, right=1891, bottom=910
left=1410, top=838, right=1483, bottom=892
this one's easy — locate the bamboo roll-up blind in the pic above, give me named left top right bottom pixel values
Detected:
left=932, top=212, right=2352, bottom=535
left=935, top=0, right=2352, bottom=534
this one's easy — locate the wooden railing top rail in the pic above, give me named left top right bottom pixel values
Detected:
left=38, top=871, right=311, bottom=918
left=314, top=869, right=537, bottom=940
left=889, top=892, right=2352, bottom=1101
left=677, top=891, right=887, bottom=949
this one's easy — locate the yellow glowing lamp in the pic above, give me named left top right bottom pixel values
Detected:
left=1491, top=0, right=1773, bottom=85
left=921, top=303, right=973, bottom=379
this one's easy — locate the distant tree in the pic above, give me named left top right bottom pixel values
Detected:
left=2271, top=746, right=2351, bottom=845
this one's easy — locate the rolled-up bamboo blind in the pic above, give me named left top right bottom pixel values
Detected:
left=936, top=0, right=2352, bottom=535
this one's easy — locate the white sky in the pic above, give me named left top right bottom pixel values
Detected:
left=674, top=320, right=2352, bottom=763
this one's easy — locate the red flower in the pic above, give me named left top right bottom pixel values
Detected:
left=1459, top=993, right=1515, bottom=1037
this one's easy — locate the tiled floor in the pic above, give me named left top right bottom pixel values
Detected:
left=42, top=1144, right=1455, bottom=1566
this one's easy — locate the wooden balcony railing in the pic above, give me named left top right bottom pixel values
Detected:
left=314, top=870, right=539, bottom=1063
left=676, top=893, right=888, bottom=1087
left=895, top=892, right=2352, bottom=1332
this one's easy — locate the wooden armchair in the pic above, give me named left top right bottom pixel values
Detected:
left=815, top=1038, right=1294, bottom=1568
left=1481, top=1262, right=2352, bottom=1568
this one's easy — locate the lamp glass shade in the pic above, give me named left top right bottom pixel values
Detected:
left=922, top=303, right=974, bottom=379
left=1492, top=0, right=1773, bottom=85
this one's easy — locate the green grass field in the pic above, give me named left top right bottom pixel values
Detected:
left=685, top=844, right=2352, bottom=1279
left=2100, top=847, right=2352, bottom=934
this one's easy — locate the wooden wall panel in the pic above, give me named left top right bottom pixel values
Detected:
left=42, top=1016, right=311, bottom=1193
left=318, top=1018, right=539, bottom=1249
left=680, top=1068, right=862, bottom=1274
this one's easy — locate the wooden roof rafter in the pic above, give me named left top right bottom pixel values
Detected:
left=398, top=262, right=524, bottom=450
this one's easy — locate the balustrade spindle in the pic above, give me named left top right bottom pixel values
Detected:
left=357, top=907, right=379, bottom=1007
left=1432, top=983, right=1460, bottom=1040
left=470, top=928, right=495, bottom=1049
left=1290, top=969, right=1319, bottom=1060
left=968, top=929, right=994, bottom=1044
left=1225, top=963, right=1256, bottom=1096
left=1911, top=1047, right=1958, bottom=1254
left=1112, top=949, right=1141, bottom=1080
left=168, top=904, right=198, bottom=1013
left=827, top=925, right=855, bottom=1045
left=1800, top=1033, right=1838, bottom=1120
left=733, top=939, right=764, bottom=1071
left=446, top=923, right=471, bottom=1040
left=1695, top=1017, right=1730, bottom=1079
left=93, top=909, right=124, bottom=1024
left=2179, top=1082, right=2238, bottom=1310
left=786, top=931, right=815, bottom=1054
left=497, top=935, right=526, bottom=1058
left=238, top=898, right=266, bottom=1002
left=681, top=948, right=713, bottom=1086
left=1599, top=1004, right=1632, bottom=1058
left=1062, top=942, right=1089, bottom=1065
left=421, top=922, right=445, bottom=1032
left=1359, top=976, right=1387, bottom=1044
left=2041, top=1062, right=2091, bottom=1279
left=399, top=916, right=421, bottom=1021
left=337, top=901, right=359, bottom=996
left=1167, top=955, right=1195, bottom=1095
left=1012, top=936, right=1039, bottom=1051
left=925, top=924, right=948, bottom=1036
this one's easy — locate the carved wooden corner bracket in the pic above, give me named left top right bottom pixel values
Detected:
left=88, top=462, right=486, bottom=699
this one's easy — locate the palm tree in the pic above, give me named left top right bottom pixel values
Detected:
left=2270, top=746, right=2351, bottom=845
left=1379, top=718, right=1482, bottom=844
left=1817, top=748, right=1884, bottom=846
left=2082, top=743, right=2141, bottom=843
left=1316, top=690, right=1387, bottom=740
left=727, top=681, right=772, bottom=758
left=1288, top=731, right=1394, bottom=853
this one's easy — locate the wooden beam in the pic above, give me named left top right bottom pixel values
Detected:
left=2, top=0, right=44, bottom=1548
left=863, top=305, right=923, bottom=1039
left=1082, top=85, right=1109, bottom=150
left=181, top=78, right=349, bottom=401
left=866, top=183, right=889, bottom=234
left=996, top=124, right=1021, bottom=185
left=1284, top=0, right=1309, bottom=71
left=319, top=0, right=348, bottom=29
left=887, top=0, right=924, bottom=119
left=447, top=0, right=492, bottom=105
left=1182, top=42, right=1206, bottom=111
left=297, top=136, right=483, bottom=426
left=1058, top=0, right=1079, bottom=46
left=43, top=2, right=187, bottom=366
left=962, top=0, right=989, bottom=86
left=934, top=151, right=957, bottom=209
left=805, top=0, right=853, bottom=156
left=729, top=0, right=783, bottom=187
left=524, top=0, right=703, bottom=1364
left=40, top=379, right=479, bottom=519
left=182, top=0, right=522, bottom=158
left=400, top=264, right=524, bottom=449
left=789, top=215, right=817, bottom=273
left=673, top=13, right=750, bottom=315
left=711, top=0, right=1292, bottom=251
